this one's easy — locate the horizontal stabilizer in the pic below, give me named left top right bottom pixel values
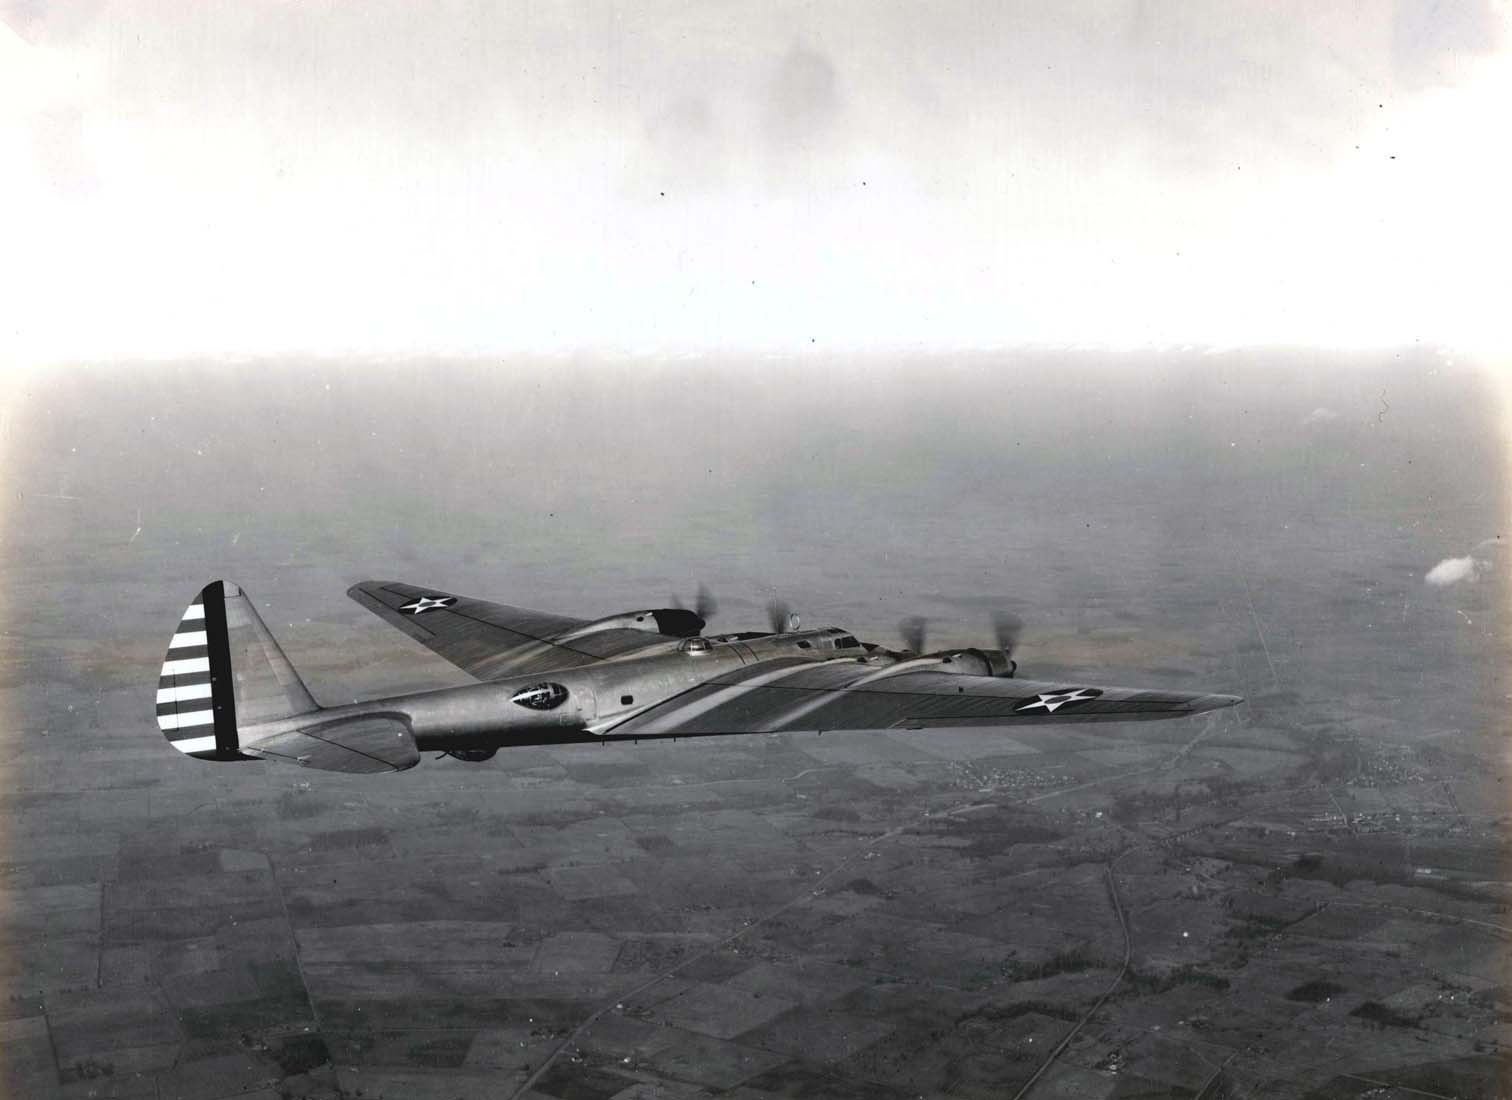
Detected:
left=242, top=717, right=419, bottom=773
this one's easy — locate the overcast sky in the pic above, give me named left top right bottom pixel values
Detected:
left=2, top=1, right=1507, bottom=360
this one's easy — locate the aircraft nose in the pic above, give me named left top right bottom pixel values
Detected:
left=1191, top=692, right=1244, bottom=712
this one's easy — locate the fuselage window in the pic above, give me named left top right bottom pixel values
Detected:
left=835, top=635, right=860, bottom=649
left=512, top=682, right=569, bottom=710
left=796, top=640, right=812, bottom=649
left=621, top=695, right=634, bottom=705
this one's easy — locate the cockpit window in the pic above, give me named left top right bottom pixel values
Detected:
left=835, top=635, right=860, bottom=649
left=512, top=682, right=568, bottom=710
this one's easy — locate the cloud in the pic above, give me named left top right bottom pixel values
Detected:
left=637, top=95, right=724, bottom=192
left=1424, top=555, right=1483, bottom=586
left=0, top=0, right=103, bottom=46
left=765, top=44, right=839, bottom=157
left=1393, top=0, right=1503, bottom=88
left=2, top=1, right=1509, bottom=358
left=1302, top=406, right=1340, bottom=425
left=31, top=105, right=95, bottom=197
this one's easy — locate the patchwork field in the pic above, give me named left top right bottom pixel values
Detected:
left=1, top=358, right=1506, bottom=1098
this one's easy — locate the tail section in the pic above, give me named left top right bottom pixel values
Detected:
left=157, top=581, right=319, bottom=761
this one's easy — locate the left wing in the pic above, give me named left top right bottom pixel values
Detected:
left=601, top=657, right=1241, bottom=737
left=348, top=581, right=679, bottom=680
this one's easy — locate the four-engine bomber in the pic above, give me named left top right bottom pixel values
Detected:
left=155, top=580, right=1242, bottom=773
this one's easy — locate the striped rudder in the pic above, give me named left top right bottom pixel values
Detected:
left=157, top=581, right=318, bottom=762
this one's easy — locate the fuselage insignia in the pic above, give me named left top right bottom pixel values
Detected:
left=512, top=682, right=569, bottom=710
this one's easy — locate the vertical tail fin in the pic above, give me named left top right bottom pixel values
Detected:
left=157, top=581, right=319, bottom=761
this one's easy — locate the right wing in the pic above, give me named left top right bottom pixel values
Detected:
left=600, top=657, right=1241, bottom=737
left=347, top=581, right=676, bottom=680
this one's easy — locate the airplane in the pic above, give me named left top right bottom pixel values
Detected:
left=154, top=580, right=1243, bottom=773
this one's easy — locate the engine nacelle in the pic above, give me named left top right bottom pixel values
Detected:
left=560, top=609, right=706, bottom=641
left=933, top=648, right=1016, bottom=678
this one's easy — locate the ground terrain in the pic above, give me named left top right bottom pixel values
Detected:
left=0, top=357, right=1505, bottom=1098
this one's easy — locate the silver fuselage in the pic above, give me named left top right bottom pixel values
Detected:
left=241, top=627, right=877, bottom=750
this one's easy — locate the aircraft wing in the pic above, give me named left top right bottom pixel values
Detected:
left=601, top=657, right=1241, bottom=736
left=347, top=581, right=676, bottom=680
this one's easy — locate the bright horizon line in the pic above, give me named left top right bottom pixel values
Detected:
left=3, top=340, right=1502, bottom=370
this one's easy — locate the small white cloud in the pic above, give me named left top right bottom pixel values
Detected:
left=1302, top=406, right=1340, bottom=425
left=1425, top=556, right=1482, bottom=586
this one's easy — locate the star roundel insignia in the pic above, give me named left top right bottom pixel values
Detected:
left=399, top=595, right=457, bottom=615
left=1014, top=687, right=1104, bottom=714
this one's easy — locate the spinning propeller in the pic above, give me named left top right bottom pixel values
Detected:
left=899, top=615, right=929, bottom=654
left=662, top=583, right=719, bottom=636
left=895, top=609, right=1024, bottom=676
left=992, top=609, right=1024, bottom=664
left=671, top=583, right=719, bottom=622
left=766, top=599, right=801, bottom=634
